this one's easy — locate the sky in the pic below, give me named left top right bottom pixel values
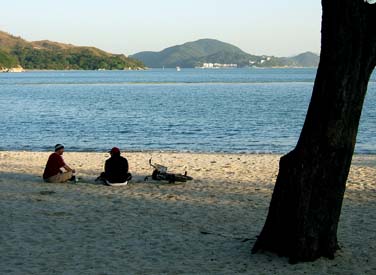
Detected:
left=0, top=0, right=322, bottom=57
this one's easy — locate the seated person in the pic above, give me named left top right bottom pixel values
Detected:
left=96, top=147, right=132, bottom=185
left=43, top=144, right=77, bottom=183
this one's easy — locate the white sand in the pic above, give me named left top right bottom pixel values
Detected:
left=0, top=151, right=375, bottom=274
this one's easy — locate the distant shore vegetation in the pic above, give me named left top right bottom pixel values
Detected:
left=0, top=31, right=145, bottom=70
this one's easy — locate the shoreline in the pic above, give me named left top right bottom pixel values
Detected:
left=0, top=67, right=319, bottom=72
left=0, top=151, right=375, bottom=274
left=1, top=149, right=375, bottom=156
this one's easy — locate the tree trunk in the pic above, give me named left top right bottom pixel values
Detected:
left=252, top=0, right=376, bottom=263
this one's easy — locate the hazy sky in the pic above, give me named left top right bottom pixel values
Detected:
left=0, top=0, right=322, bottom=57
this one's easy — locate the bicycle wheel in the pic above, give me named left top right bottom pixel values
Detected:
left=171, top=174, right=193, bottom=182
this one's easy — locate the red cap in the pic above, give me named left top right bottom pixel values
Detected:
left=109, top=147, right=120, bottom=154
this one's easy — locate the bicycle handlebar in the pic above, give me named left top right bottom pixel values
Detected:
left=149, top=158, right=157, bottom=169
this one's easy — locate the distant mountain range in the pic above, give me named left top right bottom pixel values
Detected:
left=0, top=31, right=319, bottom=71
left=0, top=31, right=144, bottom=70
left=131, top=39, right=319, bottom=68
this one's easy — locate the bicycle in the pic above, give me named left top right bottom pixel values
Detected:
left=144, top=158, right=193, bottom=183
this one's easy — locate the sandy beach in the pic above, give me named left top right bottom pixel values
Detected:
left=0, top=151, right=375, bottom=274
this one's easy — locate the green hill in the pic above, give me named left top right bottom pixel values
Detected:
left=253, top=52, right=320, bottom=68
left=131, top=39, right=259, bottom=68
left=286, top=52, right=320, bottom=67
left=0, top=30, right=145, bottom=70
left=131, top=39, right=319, bottom=68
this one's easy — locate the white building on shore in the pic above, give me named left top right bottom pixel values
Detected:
left=197, top=63, right=237, bottom=69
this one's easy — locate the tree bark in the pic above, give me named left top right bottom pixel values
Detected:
left=252, top=0, right=376, bottom=263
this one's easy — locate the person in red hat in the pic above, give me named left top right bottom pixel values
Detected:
left=96, top=147, right=132, bottom=185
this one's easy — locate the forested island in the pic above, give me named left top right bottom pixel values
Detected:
left=131, top=39, right=320, bottom=68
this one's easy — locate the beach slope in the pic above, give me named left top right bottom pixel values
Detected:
left=0, top=151, right=375, bottom=274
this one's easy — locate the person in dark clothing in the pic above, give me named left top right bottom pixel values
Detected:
left=96, top=147, right=132, bottom=185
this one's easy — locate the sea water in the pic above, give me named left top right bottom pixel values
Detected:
left=0, top=68, right=375, bottom=154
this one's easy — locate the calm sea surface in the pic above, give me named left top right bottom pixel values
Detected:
left=0, top=68, right=375, bottom=154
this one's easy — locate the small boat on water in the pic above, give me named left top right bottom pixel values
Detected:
left=176, top=66, right=181, bottom=71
